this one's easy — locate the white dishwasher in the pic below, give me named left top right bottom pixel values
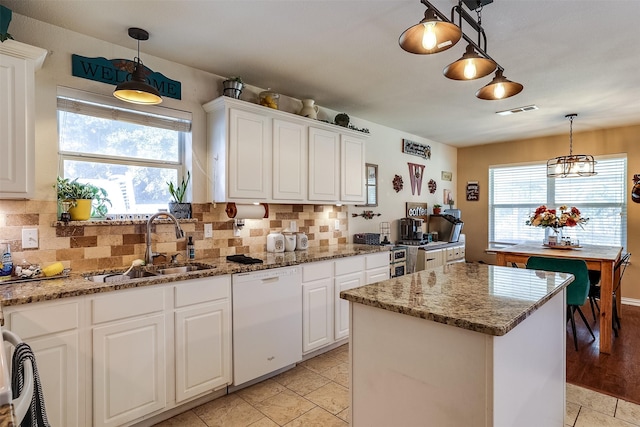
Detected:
left=232, top=266, right=302, bottom=386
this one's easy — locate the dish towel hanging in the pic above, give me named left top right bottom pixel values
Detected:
left=11, top=342, right=50, bottom=427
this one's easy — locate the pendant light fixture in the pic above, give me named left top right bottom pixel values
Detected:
left=399, top=6, right=462, bottom=54
left=113, top=27, right=162, bottom=105
left=399, top=0, right=523, bottom=100
left=475, top=69, right=523, bottom=100
left=547, top=114, right=597, bottom=178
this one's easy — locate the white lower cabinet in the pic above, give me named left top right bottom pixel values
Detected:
left=5, top=299, right=84, bottom=427
left=174, top=276, right=232, bottom=402
left=302, top=261, right=334, bottom=353
left=334, top=271, right=365, bottom=340
left=91, top=287, right=167, bottom=427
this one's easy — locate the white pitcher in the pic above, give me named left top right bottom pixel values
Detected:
left=299, top=99, right=319, bottom=119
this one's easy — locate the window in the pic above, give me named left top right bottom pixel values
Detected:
left=489, top=156, right=627, bottom=248
left=57, top=88, right=192, bottom=215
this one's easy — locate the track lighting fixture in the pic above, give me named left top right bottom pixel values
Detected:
left=114, top=27, right=162, bottom=105
left=399, top=0, right=522, bottom=100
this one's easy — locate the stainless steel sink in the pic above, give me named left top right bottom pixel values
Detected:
left=155, top=264, right=213, bottom=275
left=86, top=269, right=158, bottom=283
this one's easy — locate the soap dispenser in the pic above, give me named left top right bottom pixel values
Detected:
left=187, top=236, right=195, bottom=260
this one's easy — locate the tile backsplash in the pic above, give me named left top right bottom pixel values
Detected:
left=0, top=201, right=348, bottom=273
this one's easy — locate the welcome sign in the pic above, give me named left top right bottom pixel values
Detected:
left=72, top=54, right=181, bottom=100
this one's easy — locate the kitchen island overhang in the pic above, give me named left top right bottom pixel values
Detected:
left=341, top=263, right=573, bottom=427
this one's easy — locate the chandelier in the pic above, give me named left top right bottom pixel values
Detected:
left=547, top=114, right=597, bottom=178
left=399, top=0, right=522, bottom=100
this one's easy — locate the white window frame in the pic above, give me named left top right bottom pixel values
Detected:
left=56, top=87, right=192, bottom=215
left=488, top=155, right=627, bottom=249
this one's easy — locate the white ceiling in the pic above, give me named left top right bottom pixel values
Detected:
left=3, top=0, right=640, bottom=147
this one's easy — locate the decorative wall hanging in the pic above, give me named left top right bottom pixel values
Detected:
left=428, top=179, right=437, bottom=194
left=72, top=54, right=182, bottom=100
left=352, top=211, right=381, bottom=219
left=466, top=181, right=479, bottom=201
left=402, top=139, right=431, bottom=159
left=393, top=174, right=404, bottom=192
left=441, top=171, right=452, bottom=181
left=632, top=174, right=640, bottom=204
left=406, top=202, right=429, bottom=222
left=407, top=163, right=426, bottom=195
left=443, top=189, right=452, bottom=206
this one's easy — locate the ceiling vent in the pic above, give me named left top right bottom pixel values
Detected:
left=496, top=105, right=539, bottom=116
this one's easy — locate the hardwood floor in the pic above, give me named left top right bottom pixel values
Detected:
left=566, top=302, right=640, bottom=405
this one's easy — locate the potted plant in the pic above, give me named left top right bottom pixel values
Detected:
left=432, top=204, right=442, bottom=215
left=222, top=76, right=243, bottom=99
left=55, top=176, right=111, bottom=221
left=167, top=171, right=191, bottom=219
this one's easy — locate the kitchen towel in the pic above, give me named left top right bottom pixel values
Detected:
left=11, top=343, right=50, bottom=427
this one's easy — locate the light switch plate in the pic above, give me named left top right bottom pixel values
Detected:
left=22, top=228, right=38, bottom=249
left=204, top=223, right=213, bottom=238
left=334, top=219, right=340, bottom=230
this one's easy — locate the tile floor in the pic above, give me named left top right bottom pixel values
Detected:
left=155, top=344, right=640, bottom=427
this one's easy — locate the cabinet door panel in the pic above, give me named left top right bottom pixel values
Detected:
left=308, top=127, right=339, bottom=201
left=273, top=119, right=306, bottom=201
left=341, top=135, right=365, bottom=203
left=366, top=266, right=390, bottom=285
left=335, top=272, right=365, bottom=340
left=303, top=278, right=333, bottom=353
left=93, top=314, right=166, bottom=427
left=25, top=331, right=81, bottom=427
left=175, top=300, right=231, bottom=402
left=228, top=108, right=271, bottom=199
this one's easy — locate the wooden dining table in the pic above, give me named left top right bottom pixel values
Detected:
left=494, top=242, right=623, bottom=354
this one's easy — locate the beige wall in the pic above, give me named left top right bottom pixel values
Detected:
left=457, top=123, right=640, bottom=299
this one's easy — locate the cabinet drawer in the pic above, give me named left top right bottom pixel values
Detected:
left=8, top=300, right=80, bottom=339
left=175, top=276, right=230, bottom=308
left=335, top=256, right=365, bottom=276
left=91, top=287, right=165, bottom=325
left=365, top=252, right=389, bottom=270
left=302, top=261, right=333, bottom=282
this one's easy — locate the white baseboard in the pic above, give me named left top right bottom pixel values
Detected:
left=622, top=297, right=640, bottom=307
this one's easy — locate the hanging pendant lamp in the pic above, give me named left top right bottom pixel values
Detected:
left=443, top=44, right=497, bottom=80
left=113, top=27, right=162, bottom=105
left=547, top=114, right=597, bottom=178
left=475, top=69, right=523, bottom=100
left=399, top=6, right=462, bottom=54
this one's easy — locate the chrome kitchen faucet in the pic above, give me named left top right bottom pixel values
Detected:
left=145, top=212, right=185, bottom=265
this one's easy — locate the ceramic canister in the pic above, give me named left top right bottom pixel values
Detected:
left=267, top=232, right=285, bottom=253
left=296, top=232, right=309, bottom=250
left=284, top=233, right=296, bottom=252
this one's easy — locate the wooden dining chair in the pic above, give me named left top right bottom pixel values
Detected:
left=526, top=256, right=595, bottom=351
left=612, top=252, right=632, bottom=337
left=588, top=270, right=602, bottom=322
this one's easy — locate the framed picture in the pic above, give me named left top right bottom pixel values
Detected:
left=466, top=181, right=479, bottom=201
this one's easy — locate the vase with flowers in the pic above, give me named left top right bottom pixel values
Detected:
left=526, top=205, right=588, bottom=247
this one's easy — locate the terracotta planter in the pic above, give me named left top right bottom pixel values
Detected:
left=68, top=199, right=92, bottom=221
left=433, top=208, right=441, bottom=215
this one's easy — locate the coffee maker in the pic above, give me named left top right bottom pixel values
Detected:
left=399, top=218, right=428, bottom=245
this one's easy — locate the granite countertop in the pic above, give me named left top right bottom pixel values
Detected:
left=0, top=244, right=388, bottom=307
left=340, top=262, right=573, bottom=336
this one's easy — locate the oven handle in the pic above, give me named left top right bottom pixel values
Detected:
left=3, top=330, right=34, bottom=423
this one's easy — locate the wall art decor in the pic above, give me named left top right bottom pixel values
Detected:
left=351, top=210, right=381, bottom=219
left=443, top=189, right=452, bottom=206
left=402, top=139, right=431, bottom=160
left=441, top=171, right=452, bottom=181
left=393, top=174, right=404, bottom=192
left=407, top=163, right=425, bottom=195
left=466, top=181, right=479, bottom=201
left=406, top=202, right=429, bottom=223
left=632, top=174, right=640, bottom=204
left=428, top=179, right=437, bottom=194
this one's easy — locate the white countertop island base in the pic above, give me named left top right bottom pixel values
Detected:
left=344, top=264, right=568, bottom=427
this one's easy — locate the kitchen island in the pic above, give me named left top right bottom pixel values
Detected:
left=340, top=262, right=573, bottom=427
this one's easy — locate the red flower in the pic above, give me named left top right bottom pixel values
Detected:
left=571, top=207, right=581, bottom=215
left=565, top=217, right=577, bottom=227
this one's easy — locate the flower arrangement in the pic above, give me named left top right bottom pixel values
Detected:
left=526, top=205, right=588, bottom=229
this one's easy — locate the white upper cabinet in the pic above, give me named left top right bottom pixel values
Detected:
left=204, top=96, right=368, bottom=204
left=0, top=40, right=47, bottom=199
left=308, top=127, right=340, bottom=202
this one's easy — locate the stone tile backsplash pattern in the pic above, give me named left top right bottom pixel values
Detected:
left=0, top=201, right=348, bottom=273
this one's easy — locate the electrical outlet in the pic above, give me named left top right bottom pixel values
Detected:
left=22, top=228, right=38, bottom=249
left=334, top=220, right=340, bottom=230
left=290, top=220, right=297, bottom=232
left=204, top=223, right=213, bottom=238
